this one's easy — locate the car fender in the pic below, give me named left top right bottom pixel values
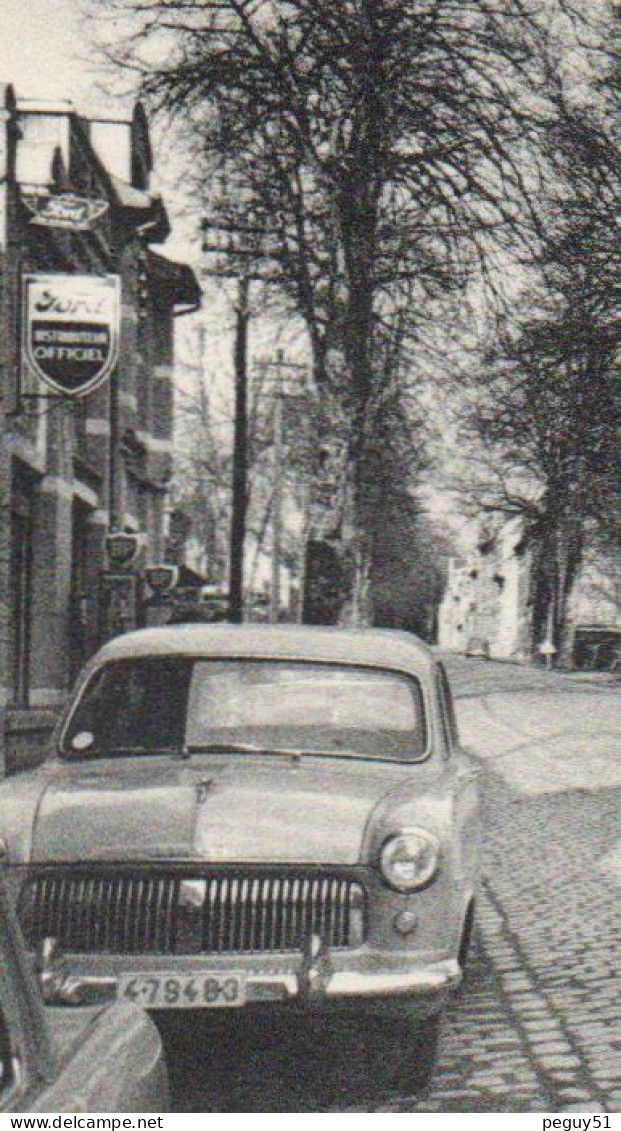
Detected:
left=28, top=1004, right=169, bottom=1113
left=361, top=774, right=454, bottom=867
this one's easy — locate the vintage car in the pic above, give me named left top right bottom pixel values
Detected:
left=0, top=868, right=169, bottom=1112
left=0, top=625, right=479, bottom=1086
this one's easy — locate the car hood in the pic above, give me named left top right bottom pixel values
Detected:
left=18, top=756, right=428, bottom=866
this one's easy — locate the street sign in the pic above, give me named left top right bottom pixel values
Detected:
left=22, top=190, right=109, bottom=231
left=106, top=532, right=141, bottom=569
left=146, top=564, right=179, bottom=594
left=22, top=274, right=120, bottom=398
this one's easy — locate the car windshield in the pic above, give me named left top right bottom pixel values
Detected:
left=61, top=657, right=427, bottom=762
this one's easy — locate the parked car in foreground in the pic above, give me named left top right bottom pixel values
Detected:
left=0, top=625, right=479, bottom=1087
left=0, top=868, right=169, bottom=1112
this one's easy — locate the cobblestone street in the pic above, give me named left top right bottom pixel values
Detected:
left=402, top=783, right=619, bottom=1114
left=165, top=658, right=620, bottom=1112
left=404, top=660, right=620, bottom=1115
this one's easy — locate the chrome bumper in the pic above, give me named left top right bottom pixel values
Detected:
left=319, top=961, right=461, bottom=997
left=40, top=948, right=461, bottom=1010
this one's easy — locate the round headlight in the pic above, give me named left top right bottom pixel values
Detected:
left=380, top=829, right=440, bottom=892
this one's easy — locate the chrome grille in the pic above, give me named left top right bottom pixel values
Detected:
left=18, top=869, right=366, bottom=954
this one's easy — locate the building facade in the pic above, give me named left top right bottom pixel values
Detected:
left=438, top=516, right=620, bottom=667
left=0, top=85, right=200, bottom=770
left=438, top=518, right=532, bottom=660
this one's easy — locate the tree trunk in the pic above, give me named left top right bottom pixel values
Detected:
left=530, top=517, right=583, bottom=667
left=555, top=525, right=583, bottom=668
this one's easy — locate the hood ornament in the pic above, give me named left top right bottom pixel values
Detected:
left=196, top=779, right=214, bottom=804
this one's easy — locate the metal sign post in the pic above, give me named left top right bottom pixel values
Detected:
left=539, top=639, right=557, bottom=670
left=98, top=571, right=142, bottom=644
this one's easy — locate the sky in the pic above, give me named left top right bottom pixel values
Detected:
left=0, top=1, right=103, bottom=103
left=0, top=0, right=204, bottom=275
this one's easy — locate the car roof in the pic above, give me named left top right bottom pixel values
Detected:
left=93, top=624, right=435, bottom=678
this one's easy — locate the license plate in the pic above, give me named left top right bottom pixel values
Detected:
left=117, top=973, right=246, bottom=1009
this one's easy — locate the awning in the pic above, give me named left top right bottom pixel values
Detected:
left=177, top=563, right=207, bottom=588
left=108, top=173, right=171, bottom=242
left=147, top=250, right=202, bottom=313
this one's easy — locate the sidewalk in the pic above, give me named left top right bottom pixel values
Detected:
left=457, top=686, right=621, bottom=798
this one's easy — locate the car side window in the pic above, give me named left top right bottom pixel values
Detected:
left=437, top=662, right=460, bottom=751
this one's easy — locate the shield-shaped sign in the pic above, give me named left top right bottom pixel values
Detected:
left=22, top=274, right=121, bottom=398
left=105, top=532, right=141, bottom=569
left=146, top=565, right=180, bottom=594
left=22, top=191, right=109, bottom=231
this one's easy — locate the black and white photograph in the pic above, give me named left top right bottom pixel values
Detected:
left=0, top=0, right=619, bottom=1117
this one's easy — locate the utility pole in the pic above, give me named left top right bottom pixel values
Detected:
left=257, top=351, right=310, bottom=624
left=202, top=212, right=254, bottom=624
left=202, top=204, right=286, bottom=622
left=229, top=276, right=250, bottom=623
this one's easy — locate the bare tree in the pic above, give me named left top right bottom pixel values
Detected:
left=173, top=372, right=233, bottom=584
left=87, top=0, right=575, bottom=515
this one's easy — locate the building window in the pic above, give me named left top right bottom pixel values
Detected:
left=9, top=467, right=37, bottom=707
left=70, top=499, right=92, bottom=679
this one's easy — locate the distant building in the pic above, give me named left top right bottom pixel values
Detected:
left=566, top=548, right=620, bottom=670
left=438, top=517, right=532, bottom=660
left=0, top=85, right=200, bottom=769
left=438, top=515, right=620, bottom=667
